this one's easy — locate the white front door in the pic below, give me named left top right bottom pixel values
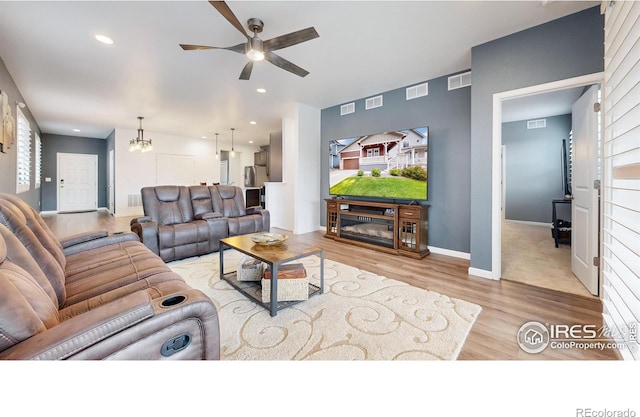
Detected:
left=57, top=153, right=98, bottom=212
left=571, top=84, right=600, bottom=295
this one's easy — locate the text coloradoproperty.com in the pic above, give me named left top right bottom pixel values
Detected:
left=576, top=409, right=637, bottom=417
left=551, top=341, right=631, bottom=351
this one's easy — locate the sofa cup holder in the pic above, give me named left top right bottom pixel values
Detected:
left=161, top=295, right=187, bottom=307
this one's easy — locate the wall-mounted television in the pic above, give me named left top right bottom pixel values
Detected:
left=329, top=126, right=428, bottom=201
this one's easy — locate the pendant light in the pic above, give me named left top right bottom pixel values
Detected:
left=230, top=128, right=235, bottom=157
left=215, top=133, right=219, bottom=159
left=129, top=116, right=153, bottom=152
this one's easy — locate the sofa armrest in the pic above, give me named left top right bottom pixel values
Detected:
left=246, top=207, right=270, bottom=231
left=194, top=212, right=223, bottom=220
left=59, top=230, right=109, bottom=248
left=246, top=206, right=265, bottom=215
left=0, top=288, right=220, bottom=360
left=130, top=216, right=153, bottom=226
left=0, top=291, right=154, bottom=360
left=60, top=232, right=140, bottom=256
left=62, top=232, right=140, bottom=256
left=130, top=220, right=159, bottom=255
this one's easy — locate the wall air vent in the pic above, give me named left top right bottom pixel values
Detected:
left=448, top=71, right=471, bottom=91
left=406, top=82, right=429, bottom=100
left=527, top=119, right=547, bottom=129
left=365, top=95, right=383, bottom=110
left=340, top=102, right=355, bottom=116
left=128, top=194, right=142, bottom=207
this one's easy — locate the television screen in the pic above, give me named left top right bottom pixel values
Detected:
left=329, top=126, right=428, bottom=201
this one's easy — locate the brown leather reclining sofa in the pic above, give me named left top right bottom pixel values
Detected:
left=130, top=184, right=270, bottom=262
left=0, top=193, right=220, bottom=360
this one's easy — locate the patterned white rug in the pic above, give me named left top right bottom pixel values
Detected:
left=169, top=250, right=481, bottom=360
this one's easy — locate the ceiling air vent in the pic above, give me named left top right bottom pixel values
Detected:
left=448, top=71, right=471, bottom=91
left=527, top=119, right=547, bottom=129
left=340, top=102, right=355, bottom=116
left=406, top=82, right=429, bottom=100
left=365, top=95, right=383, bottom=110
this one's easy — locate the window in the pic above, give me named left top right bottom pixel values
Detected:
left=35, top=132, right=41, bottom=189
left=16, top=107, right=31, bottom=193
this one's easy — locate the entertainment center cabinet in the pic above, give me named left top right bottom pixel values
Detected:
left=325, top=198, right=429, bottom=259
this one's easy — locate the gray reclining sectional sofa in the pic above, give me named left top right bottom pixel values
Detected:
left=130, top=184, right=270, bottom=262
left=0, top=193, right=220, bottom=360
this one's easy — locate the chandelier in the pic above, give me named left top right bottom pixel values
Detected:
left=129, top=116, right=153, bottom=152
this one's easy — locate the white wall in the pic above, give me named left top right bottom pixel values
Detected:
left=266, top=103, right=321, bottom=233
left=293, top=103, right=321, bottom=234
left=114, top=127, right=258, bottom=216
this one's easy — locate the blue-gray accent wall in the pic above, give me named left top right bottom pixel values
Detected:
left=41, top=134, right=108, bottom=211
left=0, top=56, right=41, bottom=209
left=503, top=114, right=572, bottom=223
left=321, top=72, right=471, bottom=253
left=470, top=6, right=604, bottom=271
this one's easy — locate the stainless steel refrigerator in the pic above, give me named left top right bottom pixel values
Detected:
left=244, top=166, right=257, bottom=187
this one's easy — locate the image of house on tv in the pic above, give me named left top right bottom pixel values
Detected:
left=331, top=127, right=428, bottom=172
left=329, top=127, right=429, bottom=200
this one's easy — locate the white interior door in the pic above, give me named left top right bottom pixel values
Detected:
left=57, top=153, right=98, bottom=212
left=571, top=84, right=600, bottom=295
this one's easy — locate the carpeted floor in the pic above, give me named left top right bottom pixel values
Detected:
left=501, top=220, right=594, bottom=297
left=168, top=250, right=482, bottom=360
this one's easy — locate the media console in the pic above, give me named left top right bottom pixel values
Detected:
left=325, top=198, right=429, bottom=259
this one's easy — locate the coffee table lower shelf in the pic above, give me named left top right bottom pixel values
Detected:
left=221, top=272, right=322, bottom=313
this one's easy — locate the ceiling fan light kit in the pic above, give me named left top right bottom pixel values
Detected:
left=180, top=1, right=319, bottom=80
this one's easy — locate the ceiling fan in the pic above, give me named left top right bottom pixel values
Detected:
left=180, top=1, right=319, bottom=80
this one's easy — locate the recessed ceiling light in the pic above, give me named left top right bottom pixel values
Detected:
left=249, top=121, right=256, bottom=125
left=73, top=129, right=81, bottom=132
left=201, top=136, right=207, bottom=139
left=256, top=88, right=266, bottom=93
left=95, top=34, right=114, bottom=45
left=249, top=140, right=254, bottom=144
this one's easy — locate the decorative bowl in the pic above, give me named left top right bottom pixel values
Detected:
left=251, top=233, right=288, bottom=245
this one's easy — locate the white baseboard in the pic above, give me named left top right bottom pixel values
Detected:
left=468, top=267, right=499, bottom=280
left=505, top=219, right=551, bottom=227
left=428, top=246, right=470, bottom=260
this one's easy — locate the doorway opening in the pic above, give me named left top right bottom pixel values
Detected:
left=491, top=73, right=603, bottom=297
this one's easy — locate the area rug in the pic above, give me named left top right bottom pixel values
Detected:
left=168, top=251, right=482, bottom=360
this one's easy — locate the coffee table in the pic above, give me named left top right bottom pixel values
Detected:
left=219, top=233, right=324, bottom=317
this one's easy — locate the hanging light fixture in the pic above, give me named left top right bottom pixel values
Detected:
left=129, top=116, right=153, bottom=152
left=230, top=128, right=235, bottom=157
left=215, top=133, right=219, bottom=159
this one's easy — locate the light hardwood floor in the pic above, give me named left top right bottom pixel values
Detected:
left=42, top=209, right=621, bottom=360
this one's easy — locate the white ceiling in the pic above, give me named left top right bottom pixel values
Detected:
left=501, top=86, right=586, bottom=123
left=0, top=1, right=598, bottom=147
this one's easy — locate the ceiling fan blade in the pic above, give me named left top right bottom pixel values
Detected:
left=180, top=44, right=221, bottom=51
left=180, top=42, right=246, bottom=54
left=239, top=61, right=254, bottom=80
left=263, top=27, right=319, bottom=52
left=264, top=51, right=310, bottom=78
left=209, top=1, right=249, bottom=39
